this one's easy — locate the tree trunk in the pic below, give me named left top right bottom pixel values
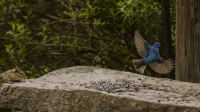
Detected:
left=176, top=0, right=200, bottom=82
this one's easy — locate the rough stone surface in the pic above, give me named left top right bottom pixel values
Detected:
left=0, top=66, right=200, bottom=112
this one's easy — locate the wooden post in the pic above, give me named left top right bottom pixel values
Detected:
left=176, top=0, right=200, bottom=82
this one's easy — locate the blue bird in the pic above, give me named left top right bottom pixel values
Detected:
left=132, top=30, right=174, bottom=74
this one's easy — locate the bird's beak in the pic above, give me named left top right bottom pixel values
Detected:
left=158, top=42, right=161, bottom=46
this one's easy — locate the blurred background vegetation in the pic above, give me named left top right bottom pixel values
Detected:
left=0, top=0, right=175, bottom=78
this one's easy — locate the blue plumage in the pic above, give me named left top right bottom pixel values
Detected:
left=132, top=30, right=174, bottom=74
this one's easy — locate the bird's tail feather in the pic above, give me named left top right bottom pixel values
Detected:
left=132, top=59, right=147, bottom=74
left=132, top=59, right=144, bottom=68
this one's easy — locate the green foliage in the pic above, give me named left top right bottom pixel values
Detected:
left=0, top=0, right=175, bottom=77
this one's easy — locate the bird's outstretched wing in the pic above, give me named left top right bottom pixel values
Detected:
left=149, top=58, right=174, bottom=74
left=134, top=30, right=151, bottom=58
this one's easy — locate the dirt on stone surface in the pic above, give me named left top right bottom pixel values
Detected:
left=16, top=66, right=200, bottom=106
left=0, top=66, right=200, bottom=112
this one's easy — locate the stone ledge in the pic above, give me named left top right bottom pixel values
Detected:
left=0, top=66, right=200, bottom=112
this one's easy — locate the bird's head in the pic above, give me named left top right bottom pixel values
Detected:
left=152, top=42, right=160, bottom=48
